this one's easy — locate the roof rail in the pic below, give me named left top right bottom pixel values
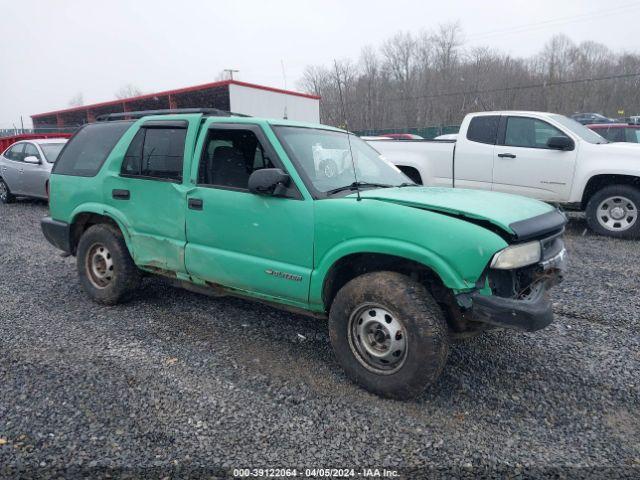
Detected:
left=95, top=108, right=250, bottom=122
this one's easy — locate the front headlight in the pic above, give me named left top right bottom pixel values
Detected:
left=490, top=241, right=541, bottom=270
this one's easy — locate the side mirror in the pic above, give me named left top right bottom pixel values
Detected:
left=23, top=155, right=41, bottom=164
left=248, top=168, right=290, bottom=196
left=547, top=136, right=574, bottom=151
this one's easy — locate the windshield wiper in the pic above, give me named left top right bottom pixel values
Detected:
left=326, top=181, right=392, bottom=196
left=397, top=182, right=419, bottom=187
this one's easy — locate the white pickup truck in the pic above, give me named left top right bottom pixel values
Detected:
left=367, top=111, right=640, bottom=238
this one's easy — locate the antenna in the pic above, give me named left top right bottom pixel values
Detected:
left=223, top=69, right=239, bottom=80
left=333, top=59, right=361, bottom=201
left=281, top=60, right=289, bottom=119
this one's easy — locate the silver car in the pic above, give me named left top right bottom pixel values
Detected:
left=0, top=138, right=67, bottom=203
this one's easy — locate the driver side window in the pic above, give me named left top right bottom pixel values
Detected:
left=198, top=129, right=274, bottom=190
left=505, top=117, right=567, bottom=149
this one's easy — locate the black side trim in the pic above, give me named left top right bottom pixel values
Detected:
left=465, top=287, right=554, bottom=332
left=41, top=217, right=71, bottom=254
left=509, top=209, right=567, bottom=241
left=142, top=120, right=188, bottom=128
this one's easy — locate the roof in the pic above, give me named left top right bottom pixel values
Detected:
left=471, top=110, right=559, bottom=117
left=26, top=138, right=69, bottom=144
left=32, top=80, right=320, bottom=119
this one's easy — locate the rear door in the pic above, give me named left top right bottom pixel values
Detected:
left=104, top=118, right=198, bottom=274
left=453, top=115, right=499, bottom=190
left=492, top=115, right=577, bottom=201
left=0, top=143, right=25, bottom=194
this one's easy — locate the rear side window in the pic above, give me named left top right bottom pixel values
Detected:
left=53, top=121, right=133, bottom=177
left=466, top=116, right=500, bottom=144
left=121, top=126, right=187, bottom=181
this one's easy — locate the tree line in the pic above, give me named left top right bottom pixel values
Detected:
left=299, top=24, right=640, bottom=131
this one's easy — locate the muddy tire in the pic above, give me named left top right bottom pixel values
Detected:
left=0, top=178, right=15, bottom=204
left=76, top=224, right=141, bottom=305
left=586, top=185, right=640, bottom=239
left=328, top=271, right=449, bottom=399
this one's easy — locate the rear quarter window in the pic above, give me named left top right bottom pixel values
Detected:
left=53, top=121, right=133, bottom=177
left=466, top=116, right=500, bottom=144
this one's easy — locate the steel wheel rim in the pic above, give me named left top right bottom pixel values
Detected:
left=348, top=303, right=408, bottom=375
left=596, top=195, right=637, bottom=232
left=0, top=181, right=7, bottom=201
left=85, top=243, right=114, bottom=289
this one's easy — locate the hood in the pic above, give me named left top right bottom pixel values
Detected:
left=352, top=187, right=563, bottom=240
left=591, top=141, right=640, bottom=155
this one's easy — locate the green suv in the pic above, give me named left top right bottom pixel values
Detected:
left=42, top=109, right=567, bottom=399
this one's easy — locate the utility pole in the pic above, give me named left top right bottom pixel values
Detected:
left=223, top=69, right=239, bottom=80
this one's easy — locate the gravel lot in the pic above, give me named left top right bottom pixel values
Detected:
left=0, top=200, right=638, bottom=479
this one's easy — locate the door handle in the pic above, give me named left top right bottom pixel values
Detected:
left=497, top=153, right=517, bottom=159
left=188, top=198, right=203, bottom=210
left=112, top=189, right=130, bottom=200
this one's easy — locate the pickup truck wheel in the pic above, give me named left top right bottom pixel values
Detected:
left=586, top=185, right=640, bottom=239
left=76, top=224, right=141, bottom=305
left=0, top=178, right=15, bottom=204
left=329, top=271, right=449, bottom=399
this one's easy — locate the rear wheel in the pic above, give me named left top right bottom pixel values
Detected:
left=586, top=185, right=640, bottom=239
left=329, top=271, right=449, bottom=399
left=76, top=224, right=141, bottom=304
left=0, top=178, right=15, bottom=204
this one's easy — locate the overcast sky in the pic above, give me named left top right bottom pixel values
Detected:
left=1, top=0, right=639, bottom=128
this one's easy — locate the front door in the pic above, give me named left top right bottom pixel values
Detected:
left=104, top=120, right=192, bottom=274
left=184, top=123, right=314, bottom=305
left=492, top=116, right=577, bottom=201
left=21, top=143, right=49, bottom=198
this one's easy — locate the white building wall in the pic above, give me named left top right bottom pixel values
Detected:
left=228, top=83, right=320, bottom=123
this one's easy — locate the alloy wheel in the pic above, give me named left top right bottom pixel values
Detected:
left=0, top=180, right=7, bottom=202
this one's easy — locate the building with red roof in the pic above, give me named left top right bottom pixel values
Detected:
left=31, top=80, right=320, bottom=130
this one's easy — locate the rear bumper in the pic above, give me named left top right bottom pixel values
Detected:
left=468, top=286, right=553, bottom=332
left=41, top=216, right=71, bottom=254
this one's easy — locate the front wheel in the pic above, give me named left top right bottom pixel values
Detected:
left=0, top=178, right=15, bottom=204
left=329, top=271, right=450, bottom=399
left=76, top=224, right=141, bottom=305
left=586, top=185, right=640, bottom=239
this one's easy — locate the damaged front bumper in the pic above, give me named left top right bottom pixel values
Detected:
left=458, top=243, right=567, bottom=333
left=468, top=285, right=554, bottom=332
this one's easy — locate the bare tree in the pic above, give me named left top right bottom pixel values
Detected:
left=68, top=92, right=84, bottom=107
left=299, top=26, right=640, bottom=134
left=115, top=84, right=143, bottom=99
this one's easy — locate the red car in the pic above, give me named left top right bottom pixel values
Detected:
left=380, top=133, right=424, bottom=140
left=588, top=123, right=640, bottom=143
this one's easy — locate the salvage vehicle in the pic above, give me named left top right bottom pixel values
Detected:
left=0, top=138, right=68, bottom=202
left=42, top=109, right=567, bottom=399
left=368, top=111, right=640, bottom=238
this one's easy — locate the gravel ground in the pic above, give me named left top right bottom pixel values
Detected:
left=0, top=200, right=638, bottom=479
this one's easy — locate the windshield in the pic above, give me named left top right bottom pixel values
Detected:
left=550, top=114, right=608, bottom=144
left=273, top=126, right=410, bottom=195
left=40, top=143, right=66, bottom=163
